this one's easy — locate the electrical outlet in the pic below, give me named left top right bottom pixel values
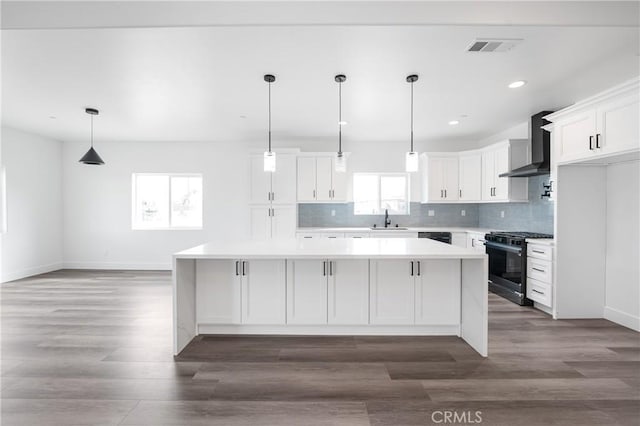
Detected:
left=500, top=210, right=505, bottom=218
left=331, top=209, right=336, bottom=217
left=461, top=210, right=466, bottom=217
left=428, top=210, right=435, bottom=217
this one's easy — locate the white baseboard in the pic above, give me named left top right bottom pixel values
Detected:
left=63, top=261, right=171, bottom=271
left=197, top=324, right=461, bottom=336
left=604, top=306, right=640, bottom=331
left=1, top=262, right=63, bottom=283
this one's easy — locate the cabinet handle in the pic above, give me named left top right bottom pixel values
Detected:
left=271, top=208, right=275, bottom=217
left=235, top=261, right=240, bottom=276
left=303, top=236, right=312, bottom=239
left=532, top=289, right=544, bottom=295
left=532, top=250, right=545, bottom=254
left=271, top=191, right=275, bottom=201
left=460, top=189, right=462, bottom=198
left=589, top=135, right=594, bottom=150
left=323, top=261, right=327, bottom=276
left=596, top=133, right=601, bottom=149
left=440, top=189, right=443, bottom=198
left=329, top=261, right=333, bottom=276
left=417, top=261, right=421, bottom=276
left=445, top=189, right=447, bottom=198
left=242, top=261, right=247, bottom=276
left=532, top=267, right=545, bottom=273
left=410, top=261, right=414, bottom=276
left=313, top=189, right=316, bottom=199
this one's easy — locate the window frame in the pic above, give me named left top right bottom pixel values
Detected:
left=352, top=172, right=410, bottom=215
left=131, top=173, right=203, bottom=231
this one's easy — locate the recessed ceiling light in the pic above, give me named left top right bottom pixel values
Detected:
left=508, top=80, right=527, bottom=89
left=49, top=116, right=56, bottom=119
left=448, top=120, right=460, bottom=126
left=239, top=115, right=247, bottom=119
left=338, top=120, right=348, bottom=126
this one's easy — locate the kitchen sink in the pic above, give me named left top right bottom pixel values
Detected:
left=370, top=227, right=409, bottom=230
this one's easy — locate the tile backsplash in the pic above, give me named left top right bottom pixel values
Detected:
left=298, top=175, right=554, bottom=234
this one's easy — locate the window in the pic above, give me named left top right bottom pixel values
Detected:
left=353, top=173, right=409, bottom=215
left=132, top=173, right=203, bottom=229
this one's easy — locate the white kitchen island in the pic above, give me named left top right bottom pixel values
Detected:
left=173, top=238, right=488, bottom=356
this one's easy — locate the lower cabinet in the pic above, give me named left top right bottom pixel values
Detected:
left=370, top=259, right=416, bottom=324
left=195, top=259, right=286, bottom=325
left=415, top=260, right=461, bottom=325
left=287, top=259, right=369, bottom=325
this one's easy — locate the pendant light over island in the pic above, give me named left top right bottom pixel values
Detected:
left=405, top=74, right=419, bottom=173
left=334, top=74, right=347, bottom=173
left=263, top=74, right=276, bottom=172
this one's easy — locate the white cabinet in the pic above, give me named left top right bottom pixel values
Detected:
left=415, top=260, right=461, bottom=325
left=458, top=153, right=482, bottom=201
left=250, top=153, right=297, bottom=204
left=196, top=259, right=286, bottom=325
left=287, top=259, right=369, bottom=325
left=241, top=260, right=286, bottom=324
left=370, top=259, right=416, bottom=324
left=451, top=232, right=467, bottom=248
left=250, top=205, right=296, bottom=240
left=467, top=232, right=486, bottom=253
left=526, top=242, right=554, bottom=308
left=297, top=155, right=347, bottom=202
left=548, top=79, right=639, bottom=165
left=481, top=140, right=528, bottom=202
left=196, top=260, right=242, bottom=324
left=421, top=154, right=459, bottom=202
left=370, top=231, right=417, bottom=238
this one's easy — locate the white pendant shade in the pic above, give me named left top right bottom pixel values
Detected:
left=335, top=153, right=347, bottom=172
left=405, top=151, right=419, bottom=172
left=263, top=151, right=276, bottom=172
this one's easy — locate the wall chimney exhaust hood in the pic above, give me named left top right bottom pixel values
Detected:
left=500, top=111, right=554, bottom=178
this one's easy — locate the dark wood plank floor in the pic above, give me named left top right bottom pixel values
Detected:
left=1, top=270, right=639, bottom=425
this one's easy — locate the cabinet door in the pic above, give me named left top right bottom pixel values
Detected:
left=459, top=154, right=482, bottom=201
left=443, top=157, right=459, bottom=201
left=271, top=154, right=297, bottom=204
left=286, top=260, right=328, bottom=324
left=451, top=232, right=467, bottom=248
left=196, top=260, right=241, bottom=324
left=331, top=159, right=347, bottom=202
left=271, top=205, right=296, bottom=240
left=250, top=155, right=272, bottom=204
left=369, top=260, right=415, bottom=324
left=481, top=151, right=495, bottom=200
left=250, top=206, right=271, bottom=240
left=415, top=259, right=461, bottom=325
left=328, top=260, right=369, bottom=325
left=597, top=94, right=640, bottom=155
left=315, top=157, right=333, bottom=201
left=241, top=260, right=286, bottom=324
left=556, top=110, right=597, bottom=163
left=426, top=157, right=445, bottom=201
left=297, top=157, right=317, bottom=202
left=493, top=145, right=510, bottom=200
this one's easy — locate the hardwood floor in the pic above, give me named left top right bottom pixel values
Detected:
left=1, top=270, right=639, bottom=425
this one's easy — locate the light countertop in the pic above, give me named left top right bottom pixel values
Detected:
left=297, top=227, right=496, bottom=234
left=175, top=238, right=487, bottom=260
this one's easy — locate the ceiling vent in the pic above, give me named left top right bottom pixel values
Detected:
left=467, top=38, right=523, bottom=53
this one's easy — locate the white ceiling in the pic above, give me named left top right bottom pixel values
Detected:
left=1, top=1, right=639, bottom=146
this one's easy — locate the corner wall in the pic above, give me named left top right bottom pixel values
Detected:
left=1, top=127, right=64, bottom=282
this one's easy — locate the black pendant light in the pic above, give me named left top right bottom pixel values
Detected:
left=334, top=74, right=347, bottom=172
left=79, top=108, right=105, bottom=165
left=263, top=74, right=276, bottom=172
left=405, top=74, right=419, bottom=172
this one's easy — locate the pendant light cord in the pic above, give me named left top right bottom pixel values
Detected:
left=410, top=80, right=414, bottom=153
left=268, top=80, right=272, bottom=153
left=90, top=114, right=94, bottom=148
left=338, top=80, right=342, bottom=155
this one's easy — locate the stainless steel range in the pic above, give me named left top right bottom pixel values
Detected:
left=484, top=231, right=553, bottom=305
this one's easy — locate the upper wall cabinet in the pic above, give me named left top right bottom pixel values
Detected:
left=420, top=154, right=459, bottom=203
left=297, top=155, right=346, bottom=203
left=546, top=78, right=640, bottom=165
left=481, top=140, right=529, bottom=202
left=250, top=153, right=297, bottom=205
left=458, top=152, right=482, bottom=202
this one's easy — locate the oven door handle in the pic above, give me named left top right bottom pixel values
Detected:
left=484, top=241, right=523, bottom=254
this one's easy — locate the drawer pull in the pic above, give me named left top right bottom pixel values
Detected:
left=532, top=267, right=545, bottom=273
left=532, top=289, right=544, bottom=295
left=532, top=250, right=545, bottom=254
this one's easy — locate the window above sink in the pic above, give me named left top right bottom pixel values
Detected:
left=353, top=173, right=409, bottom=215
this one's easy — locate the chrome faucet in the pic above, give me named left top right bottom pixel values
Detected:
left=384, top=209, right=391, bottom=228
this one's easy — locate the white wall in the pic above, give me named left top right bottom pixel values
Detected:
left=604, top=160, right=640, bottom=330
left=1, top=127, right=63, bottom=282
left=63, top=141, right=257, bottom=270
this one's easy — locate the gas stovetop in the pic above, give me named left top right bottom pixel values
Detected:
left=489, top=231, right=554, bottom=239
